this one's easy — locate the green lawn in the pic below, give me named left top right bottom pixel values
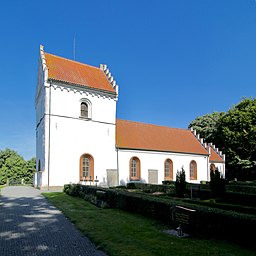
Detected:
left=43, top=192, right=254, bottom=256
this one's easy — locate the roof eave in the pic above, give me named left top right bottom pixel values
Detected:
left=48, top=78, right=117, bottom=97
left=209, top=159, right=225, bottom=163
left=116, top=146, right=209, bottom=156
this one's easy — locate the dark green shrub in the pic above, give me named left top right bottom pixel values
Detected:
left=126, top=182, right=137, bottom=189
left=175, top=167, right=187, bottom=197
left=63, top=183, right=256, bottom=248
left=210, top=169, right=226, bottom=198
left=63, top=184, right=70, bottom=193
left=162, top=180, right=175, bottom=185
left=224, top=191, right=256, bottom=207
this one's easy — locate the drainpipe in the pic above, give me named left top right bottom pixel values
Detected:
left=207, top=147, right=210, bottom=181
left=116, top=146, right=119, bottom=185
left=47, top=83, right=52, bottom=191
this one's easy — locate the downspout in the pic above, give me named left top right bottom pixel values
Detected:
left=116, top=146, right=119, bottom=185
left=207, top=147, right=210, bottom=181
left=223, top=154, right=226, bottom=179
left=47, top=83, right=52, bottom=191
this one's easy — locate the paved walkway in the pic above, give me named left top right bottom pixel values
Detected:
left=0, top=186, right=107, bottom=256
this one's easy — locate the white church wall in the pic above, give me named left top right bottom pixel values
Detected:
left=50, top=83, right=117, bottom=124
left=48, top=116, right=117, bottom=186
left=39, top=84, right=118, bottom=188
left=117, top=149, right=209, bottom=185
left=210, top=162, right=225, bottom=178
left=35, top=76, right=48, bottom=187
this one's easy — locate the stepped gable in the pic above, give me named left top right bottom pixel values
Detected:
left=208, top=144, right=225, bottom=163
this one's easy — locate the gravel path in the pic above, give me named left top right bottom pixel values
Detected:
left=0, top=186, right=107, bottom=256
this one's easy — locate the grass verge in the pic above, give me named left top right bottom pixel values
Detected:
left=43, top=192, right=254, bottom=256
left=0, top=185, right=5, bottom=195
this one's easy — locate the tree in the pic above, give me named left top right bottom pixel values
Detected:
left=0, top=149, right=35, bottom=185
left=188, top=112, right=223, bottom=143
left=175, top=167, right=187, bottom=197
left=25, top=157, right=36, bottom=184
left=189, top=97, right=256, bottom=180
left=216, top=98, right=256, bottom=180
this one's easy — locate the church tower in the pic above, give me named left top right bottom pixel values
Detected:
left=35, top=45, right=119, bottom=189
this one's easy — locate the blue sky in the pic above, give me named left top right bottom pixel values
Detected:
left=0, top=0, right=255, bottom=160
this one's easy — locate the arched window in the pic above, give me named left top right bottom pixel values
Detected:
left=80, top=98, right=92, bottom=119
left=80, top=102, right=88, bottom=118
left=210, top=164, right=216, bottom=173
left=80, top=154, right=94, bottom=181
left=190, top=160, right=197, bottom=180
left=164, top=159, right=173, bottom=180
left=130, top=157, right=141, bottom=181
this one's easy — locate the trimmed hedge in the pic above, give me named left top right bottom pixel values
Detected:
left=127, top=182, right=175, bottom=194
left=63, top=184, right=256, bottom=248
left=226, top=184, right=256, bottom=194
left=183, top=198, right=256, bottom=215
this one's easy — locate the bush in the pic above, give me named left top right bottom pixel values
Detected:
left=210, top=169, right=226, bottom=198
left=126, top=182, right=137, bottom=189
left=175, top=167, right=187, bottom=197
left=63, top=183, right=256, bottom=248
left=162, top=180, right=175, bottom=185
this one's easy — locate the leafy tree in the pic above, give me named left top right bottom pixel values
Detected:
left=175, top=167, right=186, bottom=197
left=216, top=98, right=256, bottom=180
left=25, top=157, right=36, bottom=184
left=189, top=97, right=256, bottom=180
left=188, top=112, right=223, bottom=143
left=0, top=149, right=35, bottom=185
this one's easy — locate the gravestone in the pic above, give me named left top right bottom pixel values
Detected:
left=96, top=190, right=107, bottom=208
left=148, top=169, right=158, bottom=184
left=170, top=205, right=196, bottom=235
left=107, top=169, right=118, bottom=187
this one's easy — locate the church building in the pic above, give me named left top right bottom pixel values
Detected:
left=35, top=45, right=225, bottom=189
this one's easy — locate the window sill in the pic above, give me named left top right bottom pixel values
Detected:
left=164, top=178, right=173, bottom=181
left=129, top=178, right=141, bottom=182
left=79, top=116, right=92, bottom=120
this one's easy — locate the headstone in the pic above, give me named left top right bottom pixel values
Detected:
left=148, top=169, right=158, bottom=184
left=107, top=169, right=118, bottom=187
left=96, top=190, right=107, bottom=208
left=170, top=205, right=196, bottom=235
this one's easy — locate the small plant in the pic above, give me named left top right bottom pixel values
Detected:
left=175, top=167, right=187, bottom=197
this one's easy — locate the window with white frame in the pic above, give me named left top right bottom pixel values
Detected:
left=80, top=99, right=92, bottom=119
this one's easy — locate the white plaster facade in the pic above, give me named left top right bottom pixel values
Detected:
left=34, top=46, right=225, bottom=189
left=117, top=149, right=210, bottom=185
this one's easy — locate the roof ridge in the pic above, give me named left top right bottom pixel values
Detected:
left=117, top=118, right=189, bottom=132
left=45, top=52, right=100, bottom=71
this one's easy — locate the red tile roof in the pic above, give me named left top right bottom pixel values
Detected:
left=209, top=147, right=224, bottom=162
left=116, top=119, right=209, bottom=155
left=44, top=53, right=115, bottom=93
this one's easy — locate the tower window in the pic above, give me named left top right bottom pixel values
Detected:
left=80, top=99, right=92, bottom=119
left=80, top=102, right=88, bottom=118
